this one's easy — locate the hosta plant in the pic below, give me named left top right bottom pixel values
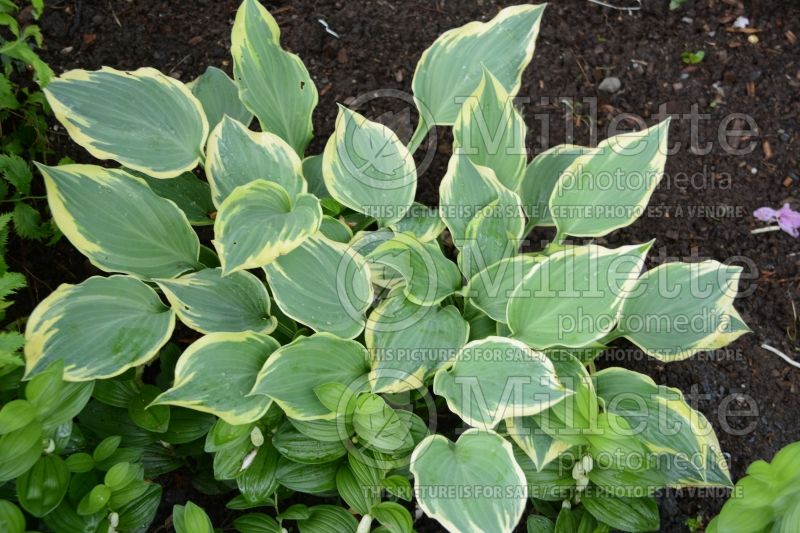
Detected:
left=21, top=1, right=750, bottom=532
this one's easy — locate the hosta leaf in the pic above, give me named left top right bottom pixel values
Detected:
left=214, top=180, right=322, bottom=273
left=439, top=153, right=507, bottom=245
left=44, top=67, right=207, bottom=178
left=411, top=429, right=527, bottom=533
left=388, top=202, right=445, bottom=242
left=520, top=144, right=585, bottom=227
left=412, top=4, right=545, bottom=127
left=367, top=232, right=461, bottom=306
left=134, top=169, right=215, bottom=226
left=453, top=67, right=527, bottom=191
left=232, top=0, right=317, bottom=155
left=264, top=235, right=372, bottom=339
left=352, top=394, right=414, bottom=454
left=616, top=261, right=749, bottom=361
left=206, top=116, right=306, bottom=207
left=506, top=415, right=573, bottom=472
left=322, top=106, right=416, bottom=225
left=156, top=268, right=276, bottom=334
left=366, top=288, right=469, bottom=393
left=251, top=333, right=371, bottom=420
left=507, top=243, right=651, bottom=349
left=303, top=154, right=330, bottom=198
left=188, top=66, right=253, bottom=131
left=319, top=216, right=353, bottom=244
left=550, top=120, right=670, bottom=237
left=594, top=367, right=731, bottom=486
left=38, top=164, right=201, bottom=279
left=24, top=275, right=174, bottom=381
left=128, top=384, right=170, bottom=433
left=457, top=188, right=525, bottom=280
left=465, top=254, right=542, bottom=323
left=433, top=337, right=569, bottom=429
left=153, top=332, right=279, bottom=425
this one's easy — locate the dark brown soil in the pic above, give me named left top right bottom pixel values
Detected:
left=9, top=0, right=799, bottom=531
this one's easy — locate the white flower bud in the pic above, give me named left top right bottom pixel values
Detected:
left=250, top=426, right=264, bottom=447
left=240, top=448, right=258, bottom=471
left=581, top=454, right=594, bottom=474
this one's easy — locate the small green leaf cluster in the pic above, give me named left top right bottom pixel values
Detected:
left=17, top=1, right=751, bottom=532
left=0, top=1, right=59, bottom=243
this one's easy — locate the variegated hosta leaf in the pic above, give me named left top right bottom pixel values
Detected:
left=388, top=202, right=445, bottom=242
left=250, top=333, right=371, bottom=420
left=507, top=243, right=652, bottom=349
left=352, top=393, right=414, bottom=454
left=366, top=288, right=469, bottom=393
left=213, top=180, right=322, bottom=273
left=594, top=367, right=732, bottom=487
left=506, top=415, right=573, bottom=472
left=322, top=106, right=416, bottom=225
left=453, top=67, right=527, bottom=191
left=155, top=268, right=275, bottom=334
left=44, top=67, right=207, bottom=179
left=188, top=66, right=253, bottom=131
left=367, top=232, right=461, bottom=306
left=24, top=276, right=174, bottom=381
left=465, top=255, right=542, bottom=323
left=350, top=229, right=401, bottom=288
left=38, top=164, right=201, bottom=279
left=520, top=144, right=586, bottom=227
left=616, top=261, right=749, bottom=361
left=205, top=116, right=306, bottom=207
left=232, top=0, right=317, bottom=155
left=152, top=332, right=279, bottom=425
left=411, top=429, right=527, bottom=533
left=457, top=187, right=526, bottom=280
left=439, top=154, right=507, bottom=245
left=413, top=4, right=544, bottom=129
left=319, top=216, right=353, bottom=244
left=264, top=235, right=372, bottom=339
left=550, top=120, right=670, bottom=237
left=433, top=336, right=569, bottom=429
left=302, top=154, right=330, bottom=199
left=132, top=170, right=215, bottom=226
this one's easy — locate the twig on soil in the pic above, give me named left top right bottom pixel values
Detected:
left=586, top=0, right=641, bottom=11
left=761, top=343, right=800, bottom=370
left=108, top=1, right=122, bottom=27
left=751, top=225, right=781, bottom=234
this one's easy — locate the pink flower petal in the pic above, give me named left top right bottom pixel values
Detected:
left=777, top=204, right=800, bottom=230
left=753, top=207, right=778, bottom=222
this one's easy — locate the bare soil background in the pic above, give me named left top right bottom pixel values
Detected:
left=8, top=0, right=799, bottom=530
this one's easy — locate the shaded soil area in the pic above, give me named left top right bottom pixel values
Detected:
left=8, top=0, right=799, bottom=530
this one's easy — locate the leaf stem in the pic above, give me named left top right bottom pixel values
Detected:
left=407, top=117, right=429, bottom=155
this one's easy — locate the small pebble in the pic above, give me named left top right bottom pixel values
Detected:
left=598, top=76, right=621, bottom=93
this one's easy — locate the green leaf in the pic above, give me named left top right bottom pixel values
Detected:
left=0, top=500, right=24, bottom=533
left=38, top=164, right=201, bottom=279
left=128, top=384, right=171, bottom=433
left=153, top=332, right=279, bottom=425
left=66, top=452, right=95, bottom=473
left=273, top=420, right=347, bottom=464
left=465, top=254, right=542, bottom=323
left=549, top=120, right=670, bottom=238
left=205, top=115, right=306, bottom=207
left=251, top=333, right=370, bottom=420
left=232, top=0, right=317, bottom=155
left=133, top=169, right=215, bottom=226
left=0, top=420, right=42, bottom=482
left=371, top=501, right=413, bottom=533
left=507, top=243, right=652, bottom=349
left=335, top=463, right=378, bottom=515
left=173, top=502, right=214, bottom=533
left=412, top=4, right=545, bottom=127
left=189, top=66, right=253, bottom=131
left=156, top=268, right=276, bottom=334
left=16, top=454, right=70, bottom=517
left=0, top=154, right=33, bottom=194
left=264, top=235, right=372, bottom=339
left=295, top=505, right=358, bottom=533
left=276, top=456, right=340, bottom=495
left=93, top=435, right=122, bottom=462
left=43, top=501, right=103, bottom=533
left=0, top=399, right=35, bottom=434
left=44, top=67, right=207, bottom=178
left=234, top=513, right=282, bottom=533
left=506, top=415, right=573, bottom=472
left=322, top=106, right=416, bottom=225
left=581, top=492, right=659, bottom=533
left=24, top=275, right=175, bottom=381
left=367, top=232, right=461, bottom=305
left=352, top=394, right=414, bottom=454
left=616, top=261, right=749, bottom=361
left=520, top=144, right=586, bottom=227
left=388, top=202, right=445, bottom=242
left=12, top=201, right=51, bottom=240
left=527, top=514, right=555, bottom=533
left=380, top=475, right=412, bottom=501
left=237, top=441, right=280, bottom=503
left=453, top=67, right=527, bottom=190
left=433, top=336, right=569, bottom=429
left=115, top=482, right=162, bottom=532
left=25, top=361, right=95, bottom=429
left=214, top=180, right=322, bottom=273
left=411, top=430, right=527, bottom=533
left=366, top=288, right=469, bottom=393
left=319, top=215, right=353, bottom=244
left=303, top=154, right=330, bottom=198
left=77, top=484, right=111, bottom=515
